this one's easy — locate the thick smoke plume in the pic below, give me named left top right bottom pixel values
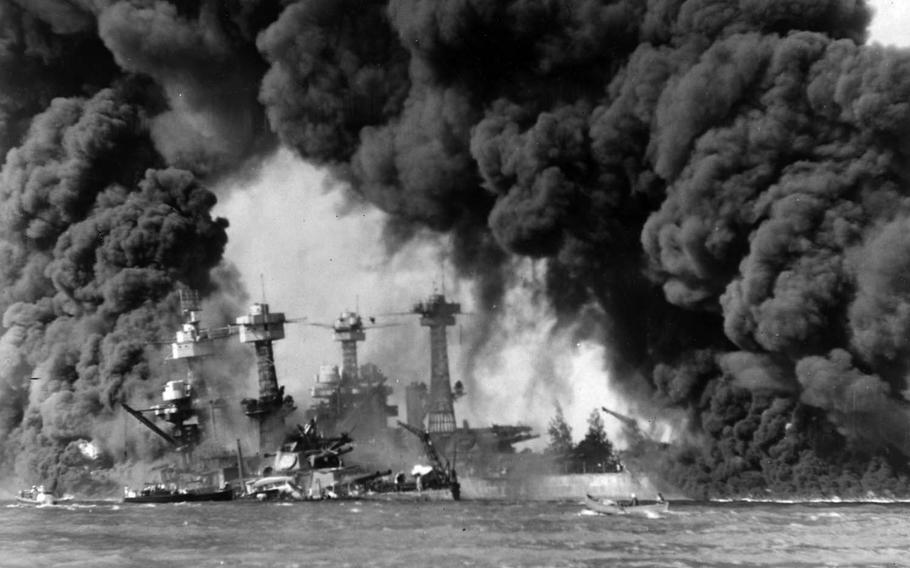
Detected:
left=253, top=0, right=910, bottom=495
left=0, top=1, right=251, bottom=492
left=6, top=0, right=910, bottom=497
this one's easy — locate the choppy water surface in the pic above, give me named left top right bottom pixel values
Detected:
left=0, top=499, right=906, bottom=567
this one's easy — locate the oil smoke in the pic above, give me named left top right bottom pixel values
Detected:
left=4, top=0, right=910, bottom=496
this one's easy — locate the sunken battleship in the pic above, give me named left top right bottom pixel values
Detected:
left=121, top=290, right=385, bottom=502
left=122, top=288, right=673, bottom=502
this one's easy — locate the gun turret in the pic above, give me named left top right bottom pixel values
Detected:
left=490, top=424, right=539, bottom=446
left=351, top=469, right=393, bottom=486
left=327, top=432, right=353, bottom=452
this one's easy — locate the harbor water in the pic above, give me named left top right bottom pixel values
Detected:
left=0, top=499, right=907, bottom=567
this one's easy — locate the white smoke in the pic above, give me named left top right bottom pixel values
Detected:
left=460, top=260, right=639, bottom=449
left=213, top=150, right=681, bottom=448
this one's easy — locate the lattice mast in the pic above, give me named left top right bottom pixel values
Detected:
left=413, top=294, right=460, bottom=434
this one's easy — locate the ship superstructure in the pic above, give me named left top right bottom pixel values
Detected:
left=125, top=297, right=297, bottom=456
left=329, top=310, right=366, bottom=381
left=121, top=289, right=235, bottom=454
left=157, top=290, right=237, bottom=444
left=235, top=302, right=296, bottom=454
left=412, top=294, right=461, bottom=434
left=303, top=310, right=398, bottom=437
left=121, top=295, right=368, bottom=499
left=399, top=292, right=537, bottom=469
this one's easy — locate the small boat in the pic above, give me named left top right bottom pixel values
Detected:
left=17, top=486, right=57, bottom=506
left=584, top=494, right=669, bottom=516
left=122, top=484, right=234, bottom=504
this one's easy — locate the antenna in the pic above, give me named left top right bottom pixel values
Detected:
left=259, top=273, right=267, bottom=303
left=439, top=256, right=446, bottom=296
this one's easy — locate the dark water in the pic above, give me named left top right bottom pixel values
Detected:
left=0, top=499, right=906, bottom=567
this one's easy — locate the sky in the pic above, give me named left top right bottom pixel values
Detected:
left=211, top=1, right=910, bottom=449
left=868, top=0, right=910, bottom=47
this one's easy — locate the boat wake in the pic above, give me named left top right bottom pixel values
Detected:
left=637, top=509, right=665, bottom=519
left=711, top=496, right=910, bottom=505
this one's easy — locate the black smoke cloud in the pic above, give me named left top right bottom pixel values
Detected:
left=0, top=1, right=246, bottom=491
left=0, top=78, right=231, bottom=488
left=6, top=0, right=910, bottom=497
left=97, top=0, right=277, bottom=176
left=0, top=1, right=119, bottom=159
left=255, top=0, right=910, bottom=496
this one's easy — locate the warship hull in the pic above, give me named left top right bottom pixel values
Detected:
left=123, top=488, right=234, bottom=504
left=458, top=471, right=665, bottom=501
left=362, top=487, right=456, bottom=501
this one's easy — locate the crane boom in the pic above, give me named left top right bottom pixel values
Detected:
left=397, top=421, right=446, bottom=471
left=121, top=402, right=179, bottom=447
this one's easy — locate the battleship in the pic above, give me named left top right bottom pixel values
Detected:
left=386, top=292, right=672, bottom=501
left=120, top=291, right=384, bottom=502
left=120, top=288, right=675, bottom=502
left=291, top=290, right=674, bottom=501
